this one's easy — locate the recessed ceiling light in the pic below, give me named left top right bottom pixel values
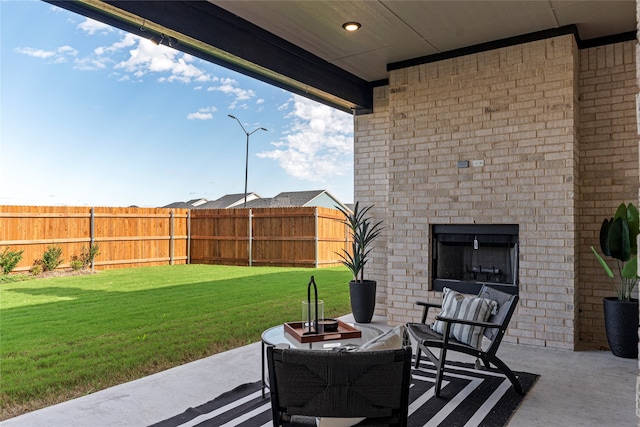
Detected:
left=342, top=22, right=361, bottom=32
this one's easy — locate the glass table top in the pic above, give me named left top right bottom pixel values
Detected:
left=261, top=322, right=383, bottom=350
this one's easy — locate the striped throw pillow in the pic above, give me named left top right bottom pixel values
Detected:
left=431, top=287, right=497, bottom=348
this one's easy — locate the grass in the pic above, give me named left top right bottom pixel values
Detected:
left=0, top=264, right=353, bottom=419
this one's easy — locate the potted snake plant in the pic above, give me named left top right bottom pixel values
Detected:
left=591, top=202, right=639, bottom=358
left=336, top=202, right=384, bottom=323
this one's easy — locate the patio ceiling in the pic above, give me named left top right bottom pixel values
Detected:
left=47, top=1, right=636, bottom=112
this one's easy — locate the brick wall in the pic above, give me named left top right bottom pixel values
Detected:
left=354, top=85, right=391, bottom=314
left=355, top=34, right=638, bottom=350
left=578, top=40, right=638, bottom=348
left=635, top=2, right=639, bottom=422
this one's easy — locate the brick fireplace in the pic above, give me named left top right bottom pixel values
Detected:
left=432, top=224, right=519, bottom=295
left=353, top=34, right=637, bottom=351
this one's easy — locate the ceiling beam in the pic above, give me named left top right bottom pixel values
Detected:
left=46, top=0, right=373, bottom=113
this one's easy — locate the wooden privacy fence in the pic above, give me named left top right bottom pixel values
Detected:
left=190, top=207, right=347, bottom=267
left=0, top=206, right=190, bottom=272
left=0, top=206, right=349, bottom=272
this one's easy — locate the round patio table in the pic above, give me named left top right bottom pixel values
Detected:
left=260, top=322, right=383, bottom=397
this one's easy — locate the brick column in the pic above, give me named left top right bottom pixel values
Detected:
left=636, top=3, right=640, bottom=424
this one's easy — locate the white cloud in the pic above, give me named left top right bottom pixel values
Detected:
left=15, top=45, right=79, bottom=65
left=17, top=31, right=211, bottom=86
left=114, top=38, right=210, bottom=83
left=78, top=18, right=113, bottom=35
left=207, top=77, right=256, bottom=107
left=257, top=95, right=353, bottom=183
left=187, top=106, right=217, bottom=120
left=15, top=47, right=56, bottom=59
left=58, top=46, right=78, bottom=56
left=74, top=57, right=108, bottom=71
left=95, top=33, right=137, bottom=55
left=214, top=84, right=254, bottom=100
left=187, top=112, right=213, bottom=120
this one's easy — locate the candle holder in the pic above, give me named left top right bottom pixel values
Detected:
left=303, top=276, right=322, bottom=335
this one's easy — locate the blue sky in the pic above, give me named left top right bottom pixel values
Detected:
left=0, top=1, right=354, bottom=207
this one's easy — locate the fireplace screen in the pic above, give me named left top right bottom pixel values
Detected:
left=432, top=224, right=519, bottom=295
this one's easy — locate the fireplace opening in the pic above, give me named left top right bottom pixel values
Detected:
left=432, top=224, right=519, bottom=295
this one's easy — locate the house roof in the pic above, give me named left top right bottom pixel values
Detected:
left=48, top=1, right=635, bottom=113
left=163, top=190, right=347, bottom=210
left=185, top=198, right=209, bottom=207
left=272, top=190, right=327, bottom=206
left=162, top=193, right=259, bottom=209
left=195, top=193, right=256, bottom=209
left=244, top=190, right=348, bottom=210
left=162, top=201, right=196, bottom=209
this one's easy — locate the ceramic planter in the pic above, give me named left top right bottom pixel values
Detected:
left=349, top=280, right=376, bottom=323
left=603, top=297, right=639, bottom=359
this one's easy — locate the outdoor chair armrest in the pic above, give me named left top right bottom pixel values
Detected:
left=416, top=301, right=442, bottom=309
left=435, top=314, right=501, bottom=330
left=416, top=301, right=442, bottom=323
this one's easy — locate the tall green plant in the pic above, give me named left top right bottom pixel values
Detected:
left=336, top=202, right=384, bottom=282
left=591, top=202, right=639, bottom=301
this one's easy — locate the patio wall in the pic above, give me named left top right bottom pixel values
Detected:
left=355, top=34, right=638, bottom=351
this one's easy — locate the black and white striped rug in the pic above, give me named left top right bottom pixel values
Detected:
left=150, top=358, right=538, bottom=427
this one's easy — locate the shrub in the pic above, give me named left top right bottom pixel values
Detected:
left=42, top=246, right=63, bottom=271
left=79, top=244, right=100, bottom=268
left=70, top=258, right=84, bottom=271
left=0, top=248, right=24, bottom=274
left=30, top=260, right=43, bottom=276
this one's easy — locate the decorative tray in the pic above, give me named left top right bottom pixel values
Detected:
left=284, top=320, right=362, bottom=343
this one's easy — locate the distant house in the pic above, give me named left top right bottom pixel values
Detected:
left=187, top=198, right=209, bottom=207
left=196, top=193, right=261, bottom=209
left=243, top=190, right=349, bottom=211
left=162, top=190, right=349, bottom=211
left=163, top=201, right=197, bottom=209
left=162, top=198, right=209, bottom=209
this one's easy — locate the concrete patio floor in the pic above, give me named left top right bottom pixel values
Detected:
left=1, top=314, right=637, bottom=427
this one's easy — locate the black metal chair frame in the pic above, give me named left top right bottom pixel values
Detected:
left=266, top=345, right=412, bottom=426
left=407, top=285, right=522, bottom=397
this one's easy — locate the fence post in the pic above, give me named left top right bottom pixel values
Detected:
left=314, top=208, right=319, bottom=268
left=169, top=210, right=174, bottom=265
left=90, top=207, right=95, bottom=270
left=187, top=209, right=191, bottom=265
left=248, top=209, right=253, bottom=267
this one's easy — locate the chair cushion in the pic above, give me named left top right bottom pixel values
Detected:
left=431, top=288, right=497, bottom=348
left=314, top=325, right=406, bottom=427
left=355, top=324, right=405, bottom=351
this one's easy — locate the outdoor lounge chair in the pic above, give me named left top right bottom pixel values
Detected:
left=266, top=345, right=412, bottom=426
left=406, top=285, right=522, bottom=398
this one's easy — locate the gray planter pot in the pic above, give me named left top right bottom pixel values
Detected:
left=603, top=297, right=639, bottom=359
left=349, top=280, right=376, bottom=323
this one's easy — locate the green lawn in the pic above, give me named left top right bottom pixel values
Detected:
left=0, top=264, right=352, bottom=418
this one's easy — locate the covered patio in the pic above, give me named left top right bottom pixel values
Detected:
left=36, top=0, right=640, bottom=424
left=1, top=315, right=636, bottom=426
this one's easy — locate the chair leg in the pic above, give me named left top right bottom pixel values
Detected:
left=414, top=347, right=422, bottom=368
left=483, top=353, right=523, bottom=395
left=433, top=323, right=451, bottom=397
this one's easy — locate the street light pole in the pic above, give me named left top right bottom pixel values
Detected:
left=227, top=115, right=268, bottom=207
